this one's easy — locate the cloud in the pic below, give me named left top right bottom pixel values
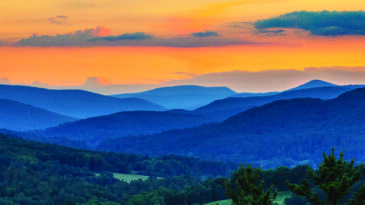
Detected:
left=166, top=67, right=365, bottom=92
left=98, top=37, right=256, bottom=48
left=15, top=26, right=111, bottom=46
left=6, top=67, right=365, bottom=94
left=15, top=27, right=259, bottom=47
left=48, top=15, right=71, bottom=25
left=191, top=31, right=219, bottom=37
left=90, top=32, right=154, bottom=41
left=256, top=29, right=285, bottom=36
left=83, top=77, right=112, bottom=86
left=254, top=11, right=365, bottom=36
left=0, top=78, right=11, bottom=84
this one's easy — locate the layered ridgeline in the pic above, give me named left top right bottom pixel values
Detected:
left=35, top=110, right=215, bottom=148
left=0, top=84, right=165, bottom=118
left=232, top=79, right=337, bottom=98
left=0, top=99, right=75, bottom=131
left=113, top=85, right=236, bottom=110
left=98, top=88, right=365, bottom=168
left=29, top=81, right=365, bottom=154
left=194, top=84, right=364, bottom=121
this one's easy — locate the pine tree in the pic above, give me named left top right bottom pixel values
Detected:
left=286, top=148, right=364, bottom=205
left=349, top=184, right=365, bottom=205
left=224, top=164, right=277, bottom=205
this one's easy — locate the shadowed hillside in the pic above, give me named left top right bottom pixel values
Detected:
left=36, top=110, right=215, bottom=148
left=0, top=99, right=75, bottom=131
left=194, top=85, right=364, bottom=121
left=98, top=88, right=365, bottom=168
left=0, top=84, right=165, bottom=118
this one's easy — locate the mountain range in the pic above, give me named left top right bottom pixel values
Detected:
left=97, top=87, right=365, bottom=168
left=33, top=80, right=361, bottom=147
left=113, top=85, right=236, bottom=110
left=2, top=79, right=365, bottom=168
left=0, top=84, right=165, bottom=118
left=194, top=84, right=364, bottom=121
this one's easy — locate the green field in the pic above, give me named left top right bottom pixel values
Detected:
left=112, top=173, right=150, bottom=183
left=205, top=199, right=231, bottom=205
left=206, top=191, right=292, bottom=205
left=96, top=173, right=163, bottom=183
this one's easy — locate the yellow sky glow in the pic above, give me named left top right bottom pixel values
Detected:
left=1, top=0, right=365, bottom=88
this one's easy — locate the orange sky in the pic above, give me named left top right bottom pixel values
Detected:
left=1, top=0, right=365, bottom=92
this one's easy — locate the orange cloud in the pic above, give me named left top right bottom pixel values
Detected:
left=92, top=26, right=112, bottom=37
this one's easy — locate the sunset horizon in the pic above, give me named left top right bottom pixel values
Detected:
left=2, top=0, right=365, bottom=94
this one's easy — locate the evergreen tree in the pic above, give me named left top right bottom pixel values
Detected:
left=286, top=148, right=364, bottom=205
left=225, top=164, right=277, bottom=205
left=348, top=184, right=365, bottom=205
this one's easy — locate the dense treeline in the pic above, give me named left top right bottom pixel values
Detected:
left=0, top=134, right=236, bottom=178
left=0, top=133, right=316, bottom=204
left=0, top=134, right=221, bottom=204
left=2, top=133, right=365, bottom=204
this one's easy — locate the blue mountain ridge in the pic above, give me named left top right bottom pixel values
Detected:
left=0, top=84, right=165, bottom=118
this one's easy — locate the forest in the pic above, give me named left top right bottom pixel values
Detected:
left=1, top=133, right=365, bottom=204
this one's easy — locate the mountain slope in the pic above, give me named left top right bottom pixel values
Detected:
left=0, top=99, right=75, bottom=131
left=233, top=92, right=279, bottom=98
left=289, top=79, right=338, bottom=91
left=113, top=85, right=236, bottom=110
left=98, top=88, right=365, bottom=168
left=194, top=85, right=364, bottom=121
left=37, top=110, right=215, bottom=148
left=0, top=84, right=165, bottom=118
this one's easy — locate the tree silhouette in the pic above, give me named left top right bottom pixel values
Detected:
left=225, top=164, right=277, bottom=205
left=349, top=184, right=365, bottom=205
left=286, top=148, right=364, bottom=205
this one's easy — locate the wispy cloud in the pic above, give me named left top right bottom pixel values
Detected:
left=15, top=27, right=260, bottom=47
left=255, top=11, right=365, bottom=36
left=15, top=26, right=111, bottom=46
left=256, top=29, right=285, bottom=36
left=47, top=15, right=71, bottom=26
left=90, top=32, right=154, bottom=41
left=191, top=31, right=219, bottom=37
left=0, top=77, right=11, bottom=84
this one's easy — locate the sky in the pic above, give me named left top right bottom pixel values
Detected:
left=2, top=0, right=365, bottom=94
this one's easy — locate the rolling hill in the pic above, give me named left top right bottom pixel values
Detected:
left=98, top=88, right=365, bottom=168
left=0, top=99, right=75, bottom=131
left=194, top=85, right=364, bottom=121
left=36, top=110, right=215, bottom=148
left=0, top=84, right=165, bottom=118
left=113, top=85, right=236, bottom=110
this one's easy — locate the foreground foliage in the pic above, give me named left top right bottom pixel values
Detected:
left=2, top=133, right=365, bottom=205
left=286, top=148, right=365, bottom=205
left=225, top=165, right=277, bottom=205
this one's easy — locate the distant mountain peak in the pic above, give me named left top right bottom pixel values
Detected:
left=290, top=79, right=338, bottom=91
left=113, top=85, right=237, bottom=110
left=139, top=85, right=236, bottom=95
